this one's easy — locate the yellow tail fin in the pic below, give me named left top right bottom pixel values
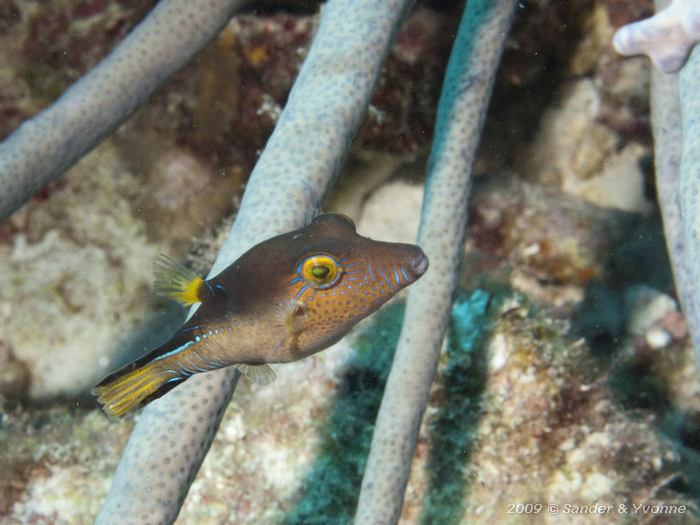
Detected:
left=153, top=254, right=204, bottom=306
left=93, top=360, right=183, bottom=418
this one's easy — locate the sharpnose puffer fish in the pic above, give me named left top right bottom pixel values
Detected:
left=93, top=214, right=429, bottom=417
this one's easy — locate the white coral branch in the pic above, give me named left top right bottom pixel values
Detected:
left=613, top=0, right=700, bottom=73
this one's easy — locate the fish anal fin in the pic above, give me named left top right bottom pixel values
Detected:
left=235, top=363, right=277, bottom=386
left=153, top=254, right=204, bottom=307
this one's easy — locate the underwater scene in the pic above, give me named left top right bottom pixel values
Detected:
left=1, top=0, right=700, bottom=524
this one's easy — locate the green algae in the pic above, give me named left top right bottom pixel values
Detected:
left=419, top=289, right=494, bottom=525
left=574, top=212, right=674, bottom=356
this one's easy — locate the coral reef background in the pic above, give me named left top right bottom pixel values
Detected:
left=2, top=0, right=700, bottom=523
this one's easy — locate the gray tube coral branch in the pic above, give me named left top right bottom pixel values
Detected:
left=0, top=0, right=248, bottom=221
left=95, top=1, right=415, bottom=523
left=650, top=1, right=700, bottom=368
left=613, top=0, right=700, bottom=73
left=354, top=1, right=517, bottom=523
left=679, top=44, right=700, bottom=369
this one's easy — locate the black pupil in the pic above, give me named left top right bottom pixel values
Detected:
left=311, top=265, right=330, bottom=280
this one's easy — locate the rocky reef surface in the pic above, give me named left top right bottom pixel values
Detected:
left=2, top=0, right=700, bottom=523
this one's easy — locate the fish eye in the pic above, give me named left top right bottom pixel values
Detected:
left=301, top=255, right=341, bottom=288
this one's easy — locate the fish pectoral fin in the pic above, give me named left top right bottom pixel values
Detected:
left=235, top=363, right=277, bottom=386
left=153, top=254, right=204, bottom=306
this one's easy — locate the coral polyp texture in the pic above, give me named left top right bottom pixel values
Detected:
left=95, top=1, right=417, bottom=523
left=613, top=0, right=700, bottom=73
left=0, top=0, right=247, bottom=220
left=3, top=1, right=700, bottom=524
left=356, top=1, right=518, bottom=523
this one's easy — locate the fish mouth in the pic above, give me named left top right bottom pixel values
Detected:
left=410, top=249, right=429, bottom=276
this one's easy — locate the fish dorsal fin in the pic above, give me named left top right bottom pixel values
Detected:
left=153, top=254, right=204, bottom=307
left=235, top=363, right=277, bottom=385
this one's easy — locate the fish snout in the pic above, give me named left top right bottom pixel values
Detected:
left=407, top=246, right=429, bottom=278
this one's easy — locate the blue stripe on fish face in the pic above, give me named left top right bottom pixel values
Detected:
left=393, top=266, right=401, bottom=285
left=367, top=261, right=376, bottom=282
left=376, top=266, right=394, bottom=290
left=295, top=282, right=313, bottom=300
